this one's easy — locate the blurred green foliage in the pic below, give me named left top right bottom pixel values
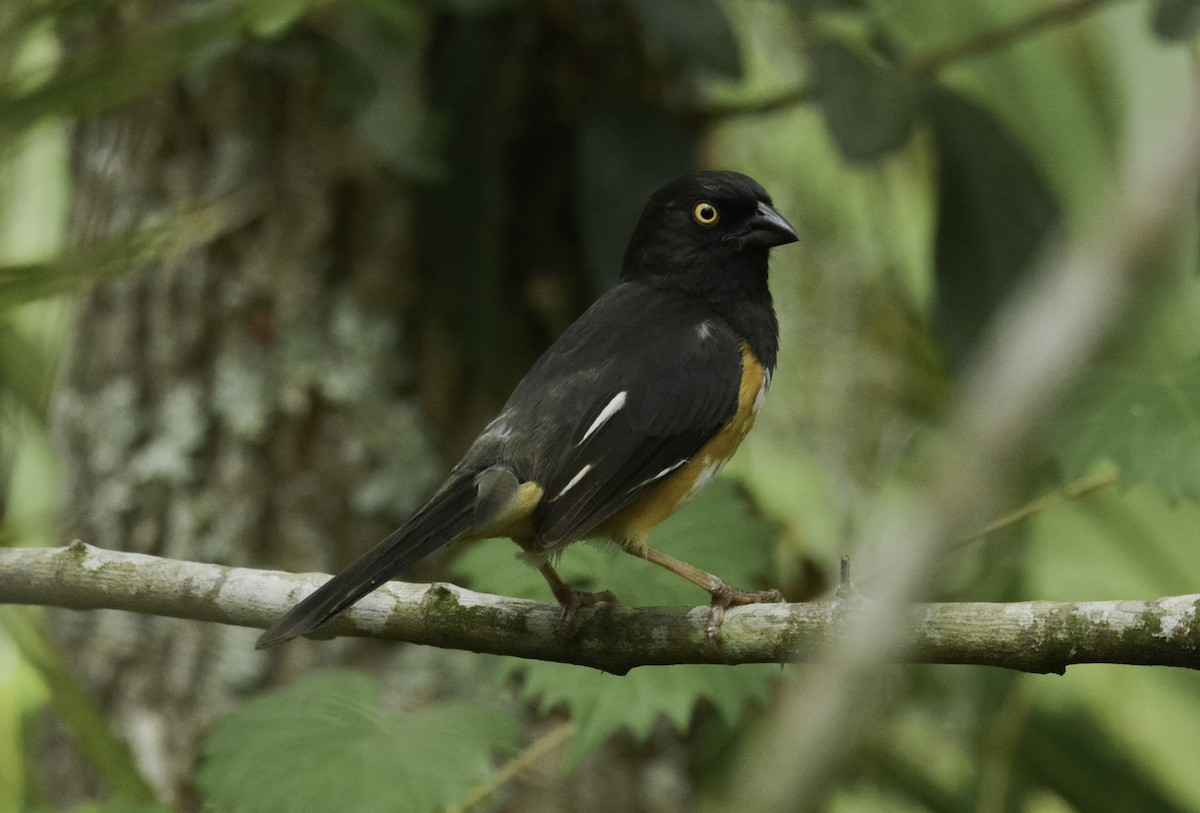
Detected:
left=1, top=0, right=1199, bottom=811
left=198, top=671, right=523, bottom=813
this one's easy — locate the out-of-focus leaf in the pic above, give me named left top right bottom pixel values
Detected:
left=429, top=0, right=518, bottom=14
left=1018, top=710, right=1193, bottom=812
left=1152, top=0, right=1200, bottom=41
left=625, top=0, right=742, bottom=78
left=0, top=635, right=22, bottom=813
left=24, top=803, right=173, bottom=813
left=0, top=607, right=158, bottom=803
left=1048, top=358, right=1200, bottom=501
left=451, top=479, right=782, bottom=768
left=243, top=0, right=313, bottom=39
left=810, top=36, right=917, bottom=164
left=352, top=0, right=425, bottom=35
left=0, top=324, right=56, bottom=419
left=318, top=35, right=379, bottom=124
left=575, top=102, right=694, bottom=292
left=783, top=0, right=865, bottom=10
left=0, top=193, right=264, bottom=308
left=929, top=89, right=1060, bottom=364
left=197, top=671, right=523, bottom=813
left=0, top=0, right=318, bottom=144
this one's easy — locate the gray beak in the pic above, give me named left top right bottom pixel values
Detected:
left=737, top=201, right=798, bottom=250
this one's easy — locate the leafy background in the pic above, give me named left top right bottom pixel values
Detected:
left=2, top=0, right=1200, bottom=811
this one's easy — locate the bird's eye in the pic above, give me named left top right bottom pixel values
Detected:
left=692, top=202, right=719, bottom=227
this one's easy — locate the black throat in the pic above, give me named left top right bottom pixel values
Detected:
left=634, top=247, right=780, bottom=373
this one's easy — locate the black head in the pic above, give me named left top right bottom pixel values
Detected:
left=620, top=171, right=797, bottom=288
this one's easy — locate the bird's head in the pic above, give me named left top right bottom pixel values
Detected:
left=620, top=171, right=798, bottom=286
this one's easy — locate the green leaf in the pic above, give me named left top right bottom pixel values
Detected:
left=451, top=479, right=782, bottom=768
left=1048, top=358, right=1200, bottom=501
left=242, top=0, right=314, bottom=40
left=197, top=671, right=523, bottom=813
left=625, top=0, right=743, bottom=78
left=810, top=36, right=917, bottom=164
left=514, top=659, right=777, bottom=769
left=929, top=89, right=1060, bottom=363
left=1151, top=0, right=1200, bottom=41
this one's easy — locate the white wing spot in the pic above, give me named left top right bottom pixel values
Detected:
left=580, top=391, right=627, bottom=444
left=678, top=457, right=725, bottom=509
left=695, top=321, right=713, bottom=342
left=627, top=458, right=686, bottom=494
left=481, top=412, right=513, bottom=440
left=554, top=464, right=593, bottom=500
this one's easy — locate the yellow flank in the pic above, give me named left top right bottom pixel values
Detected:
left=597, top=341, right=766, bottom=551
left=472, top=481, right=544, bottom=541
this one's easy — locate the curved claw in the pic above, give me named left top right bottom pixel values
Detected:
left=705, top=584, right=785, bottom=648
left=554, top=587, right=619, bottom=646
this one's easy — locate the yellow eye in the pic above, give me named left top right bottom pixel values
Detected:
left=693, top=202, right=719, bottom=227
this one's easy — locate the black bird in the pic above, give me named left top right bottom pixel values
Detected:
left=257, top=171, right=798, bottom=648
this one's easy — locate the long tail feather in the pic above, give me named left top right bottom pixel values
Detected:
left=256, top=477, right=478, bottom=648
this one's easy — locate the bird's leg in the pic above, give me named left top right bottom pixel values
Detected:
left=634, top=545, right=783, bottom=644
left=537, top=562, right=618, bottom=643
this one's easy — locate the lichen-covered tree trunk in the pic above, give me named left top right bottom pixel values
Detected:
left=42, top=37, right=443, bottom=807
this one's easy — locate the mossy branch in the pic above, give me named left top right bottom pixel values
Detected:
left=2, top=541, right=1197, bottom=676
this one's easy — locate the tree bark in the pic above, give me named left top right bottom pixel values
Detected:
left=44, top=34, right=441, bottom=807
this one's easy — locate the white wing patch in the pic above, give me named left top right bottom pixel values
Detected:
left=627, top=458, right=686, bottom=494
left=480, top=412, right=514, bottom=440
left=580, top=391, right=627, bottom=444
left=695, top=320, right=713, bottom=342
left=554, top=464, right=593, bottom=501
left=678, top=456, right=725, bottom=509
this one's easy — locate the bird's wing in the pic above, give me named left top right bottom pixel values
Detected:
left=488, top=282, right=745, bottom=550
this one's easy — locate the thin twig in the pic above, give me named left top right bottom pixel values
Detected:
left=452, top=720, right=574, bottom=813
left=911, top=0, right=1128, bottom=76
left=958, top=472, right=1117, bottom=546
left=703, top=0, right=1129, bottom=120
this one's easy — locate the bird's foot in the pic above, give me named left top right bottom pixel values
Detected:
left=705, top=584, right=785, bottom=647
left=552, top=586, right=619, bottom=646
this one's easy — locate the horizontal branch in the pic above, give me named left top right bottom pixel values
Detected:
left=2, top=542, right=1197, bottom=675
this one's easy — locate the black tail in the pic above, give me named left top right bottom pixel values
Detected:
left=256, top=477, right=478, bottom=648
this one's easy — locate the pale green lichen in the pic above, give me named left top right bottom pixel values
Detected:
left=1156, top=595, right=1199, bottom=640
left=130, top=380, right=208, bottom=485
left=212, top=350, right=274, bottom=441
